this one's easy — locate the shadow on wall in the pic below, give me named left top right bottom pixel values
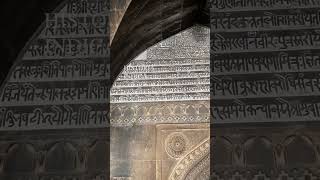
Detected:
left=0, top=0, right=64, bottom=85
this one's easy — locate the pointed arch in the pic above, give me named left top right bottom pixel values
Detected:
left=110, top=0, right=209, bottom=82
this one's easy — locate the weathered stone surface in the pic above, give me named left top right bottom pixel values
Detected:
left=110, top=26, right=210, bottom=179
left=0, top=0, right=65, bottom=85
left=0, top=128, right=108, bottom=180
left=110, top=26, right=209, bottom=127
left=110, top=0, right=209, bottom=82
left=210, top=1, right=320, bottom=178
left=157, top=123, right=209, bottom=180
left=210, top=0, right=320, bottom=124
left=0, top=0, right=110, bottom=131
left=0, top=0, right=110, bottom=179
left=110, top=0, right=132, bottom=43
left=211, top=123, right=320, bottom=179
left=110, top=124, right=210, bottom=180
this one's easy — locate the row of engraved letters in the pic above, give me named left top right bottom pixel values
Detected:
left=212, top=75, right=320, bottom=96
left=117, top=71, right=209, bottom=80
left=213, top=101, right=320, bottom=120
left=0, top=105, right=108, bottom=128
left=25, top=38, right=108, bottom=59
left=111, top=84, right=209, bottom=95
left=210, top=0, right=320, bottom=10
left=2, top=82, right=109, bottom=103
left=212, top=53, right=320, bottom=73
left=113, top=78, right=209, bottom=88
left=66, top=0, right=108, bottom=14
left=12, top=61, right=108, bottom=81
left=111, top=92, right=209, bottom=102
left=45, top=14, right=108, bottom=37
left=123, top=64, right=208, bottom=73
left=128, top=58, right=208, bottom=67
left=212, top=10, right=320, bottom=30
left=212, top=31, right=320, bottom=52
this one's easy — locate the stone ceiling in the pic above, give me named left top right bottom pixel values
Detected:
left=110, top=0, right=209, bottom=41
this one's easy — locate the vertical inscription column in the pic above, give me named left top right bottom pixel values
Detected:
left=0, top=0, right=110, bottom=130
left=0, top=0, right=109, bottom=180
left=210, top=0, right=320, bottom=123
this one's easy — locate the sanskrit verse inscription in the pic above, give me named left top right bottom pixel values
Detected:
left=210, top=0, right=320, bottom=123
left=0, top=0, right=110, bottom=130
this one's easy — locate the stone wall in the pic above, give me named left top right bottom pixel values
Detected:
left=212, top=124, right=320, bottom=179
left=0, top=0, right=110, bottom=179
left=110, top=124, right=209, bottom=180
left=0, top=129, right=108, bottom=180
left=111, top=125, right=157, bottom=180
left=110, top=26, right=210, bottom=179
left=210, top=0, right=320, bottom=178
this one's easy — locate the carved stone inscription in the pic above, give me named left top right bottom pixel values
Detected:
left=210, top=0, right=320, bottom=123
left=111, top=26, right=210, bottom=103
left=110, top=26, right=210, bottom=126
left=0, top=0, right=110, bottom=130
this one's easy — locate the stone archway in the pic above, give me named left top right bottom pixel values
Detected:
left=110, top=0, right=209, bottom=82
left=0, top=0, right=209, bottom=85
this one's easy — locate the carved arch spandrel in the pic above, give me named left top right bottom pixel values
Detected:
left=168, top=138, right=209, bottom=180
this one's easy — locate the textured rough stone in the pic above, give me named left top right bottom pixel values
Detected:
left=110, top=26, right=210, bottom=179
left=111, top=0, right=209, bottom=82
left=0, top=0, right=110, bottom=179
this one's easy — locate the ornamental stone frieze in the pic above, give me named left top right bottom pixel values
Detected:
left=110, top=101, right=210, bottom=126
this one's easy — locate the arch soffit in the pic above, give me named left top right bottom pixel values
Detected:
left=110, top=0, right=209, bottom=83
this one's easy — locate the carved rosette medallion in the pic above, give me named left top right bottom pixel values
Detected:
left=165, top=132, right=189, bottom=158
